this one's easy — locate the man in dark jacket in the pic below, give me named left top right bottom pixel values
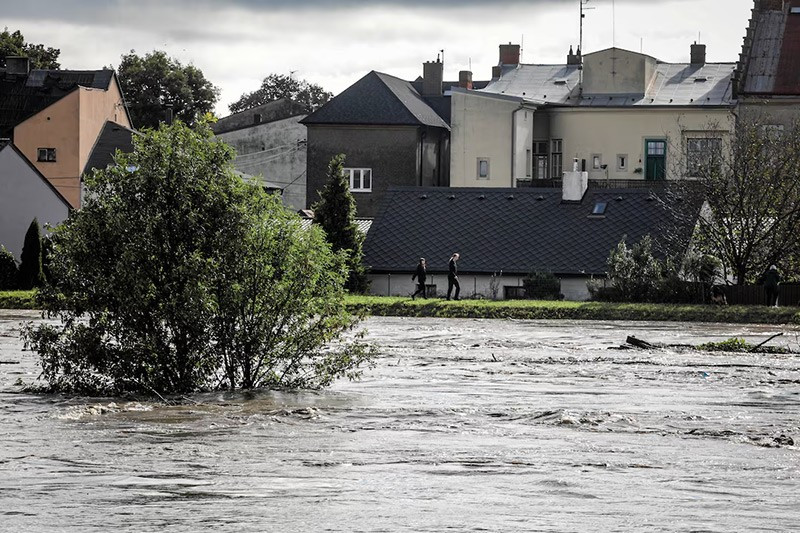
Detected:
left=411, top=258, right=427, bottom=299
left=763, top=264, right=780, bottom=307
left=447, top=253, right=460, bottom=300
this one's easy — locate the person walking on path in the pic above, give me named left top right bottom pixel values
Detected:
left=763, top=264, right=781, bottom=307
left=411, top=258, right=427, bottom=299
left=447, top=253, right=460, bottom=300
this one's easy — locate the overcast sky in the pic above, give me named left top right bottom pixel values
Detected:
left=5, top=0, right=754, bottom=116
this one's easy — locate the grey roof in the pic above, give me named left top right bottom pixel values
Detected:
left=83, top=121, right=137, bottom=175
left=301, top=71, right=450, bottom=130
left=739, top=4, right=800, bottom=96
left=212, top=98, right=308, bottom=134
left=481, top=59, right=735, bottom=107
left=363, top=187, right=703, bottom=276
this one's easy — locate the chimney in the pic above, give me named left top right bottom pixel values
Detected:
left=562, top=158, right=588, bottom=202
left=422, top=58, right=443, bottom=97
left=499, top=43, right=521, bottom=66
left=492, top=66, right=502, bottom=79
left=758, top=0, right=784, bottom=11
left=691, top=42, right=706, bottom=65
left=458, top=70, right=473, bottom=90
left=567, top=45, right=581, bottom=66
left=6, top=56, right=30, bottom=76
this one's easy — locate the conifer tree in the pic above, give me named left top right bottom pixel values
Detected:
left=313, top=154, right=369, bottom=293
left=18, top=218, right=45, bottom=290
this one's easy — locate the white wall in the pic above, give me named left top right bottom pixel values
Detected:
left=450, top=90, right=535, bottom=188
left=368, top=273, right=593, bottom=301
left=0, top=146, right=70, bottom=260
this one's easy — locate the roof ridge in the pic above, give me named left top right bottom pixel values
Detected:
left=372, top=71, right=432, bottom=126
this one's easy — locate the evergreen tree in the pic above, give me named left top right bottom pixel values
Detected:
left=0, top=245, right=18, bottom=290
left=18, top=218, right=45, bottom=290
left=313, top=154, right=369, bottom=293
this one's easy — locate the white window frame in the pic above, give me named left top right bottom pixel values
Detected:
left=617, top=154, right=628, bottom=171
left=343, top=167, right=372, bottom=192
left=686, top=137, right=721, bottom=177
left=551, top=139, right=563, bottom=178
left=591, top=153, right=602, bottom=170
left=477, top=158, right=490, bottom=180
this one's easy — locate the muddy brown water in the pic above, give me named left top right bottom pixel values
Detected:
left=1, top=310, right=798, bottom=532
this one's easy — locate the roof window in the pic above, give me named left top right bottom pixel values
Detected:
left=592, top=202, right=607, bottom=215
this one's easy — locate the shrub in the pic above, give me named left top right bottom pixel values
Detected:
left=522, top=271, right=562, bottom=300
left=0, top=245, right=18, bottom=290
left=24, top=121, right=372, bottom=396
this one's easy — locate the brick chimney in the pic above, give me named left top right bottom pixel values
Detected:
left=422, top=59, right=443, bottom=97
left=6, top=56, right=30, bottom=76
left=459, top=70, right=473, bottom=90
left=691, top=42, right=706, bottom=65
left=499, top=43, right=521, bottom=66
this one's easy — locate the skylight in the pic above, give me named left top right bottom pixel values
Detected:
left=592, top=202, right=607, bottom=215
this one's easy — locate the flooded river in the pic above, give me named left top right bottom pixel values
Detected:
left=1, top=310, right=798, bottom=532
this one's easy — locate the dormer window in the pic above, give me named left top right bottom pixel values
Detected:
left=37, top=148, right=56, bottom=162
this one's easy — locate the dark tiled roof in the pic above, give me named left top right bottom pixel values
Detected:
left=301, top=71, right=450, bottom=130
left=0, top=69, right=115, bottom=137
left=83, top=121, right=137, bottom=175
left=363, top=187, right=703, bottom=275
left=212, top=98, right=308, bottom=134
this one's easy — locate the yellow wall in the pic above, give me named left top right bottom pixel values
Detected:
left=13, top=76, right=130, bottom=208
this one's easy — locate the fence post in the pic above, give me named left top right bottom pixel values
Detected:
left=387, top=273, right=391, bottom=297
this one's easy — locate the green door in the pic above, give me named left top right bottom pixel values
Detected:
left=645, top=140, right=666, bottom=181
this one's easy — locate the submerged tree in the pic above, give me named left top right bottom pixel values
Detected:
left=24, top=121, right=371, bottom=395
left=313, top=154, right=369, bottom=293
left=229, top=73, right=332, bottom=114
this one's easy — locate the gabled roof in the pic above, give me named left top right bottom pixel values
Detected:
left=0, top=69, right=117, bottom=137
left=363, top=187, right=703, bottom=275
left=83, top=120, right=138, bottom=175
left=0, top=143, right=72, bottom=210
left=739, top=1, right=800, bottom=96
left=301, top=71, right=450, bottom=130
left=213, top=98, right=309, bottom=134
left=481, top=60, right=735, bottom=107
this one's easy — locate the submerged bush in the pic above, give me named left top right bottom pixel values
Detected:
left=24, top=121, right=372, bottom=396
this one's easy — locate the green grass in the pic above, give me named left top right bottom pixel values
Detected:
left=345, top=295, right=800, bottom=325
left=0, top=290, right=37, bottom=310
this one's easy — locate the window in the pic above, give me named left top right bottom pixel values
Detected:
left=37, top=148, right=56, bottom=162
left=526, top=149, right=532, bottom=178
left=686, top=138, right=721, bottom=176
left=617, top=154, right=628, bottom=171
left=343, top=168, right=372, bottom=192
left=534, top=141, right=548, bottom=179
left=551, top=139, right=563, bottom=178
left=477, top=158, right=490, bottom=179
left=592, top=154, right=602, bottom=170
left=592, top=202, right=607, bottom=215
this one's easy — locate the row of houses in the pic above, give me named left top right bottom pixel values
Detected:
left=1, top=0, right=797, bottom=300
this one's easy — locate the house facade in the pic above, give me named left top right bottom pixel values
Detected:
left=1, top=58, right=132, bottom=208
left=302, top=64, right=452, bottom=217
left=453, top=44, right=736, bottom=188
left=0, top=143, right=70, bottom=260
left=213, top=99, right=308, bottom=210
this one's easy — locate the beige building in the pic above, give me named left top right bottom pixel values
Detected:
left=1, top=59, right=131, bottom=208
left=450, top=43, right=736, bottom=187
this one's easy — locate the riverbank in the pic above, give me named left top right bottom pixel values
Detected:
left=3, top=291, right=799, bottom=324
left=345, top=296, right=800, bottom=324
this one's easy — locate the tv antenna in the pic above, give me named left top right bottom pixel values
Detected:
left=579, top=0, right=595, bottom=87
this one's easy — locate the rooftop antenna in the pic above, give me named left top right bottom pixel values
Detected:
left=612, top=0, right=616, bottom=48
left=521, top=34, right=525, bottom=62
left=579, top=0, right=595, bottom=89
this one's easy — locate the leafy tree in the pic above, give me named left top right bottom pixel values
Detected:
left=0, top=28, right=60, bottom=69
left=522, top=271, right=561, bottom=300
left=671, top=114, right=800, bottom=284
left=24, top=121, right=371, bottom=395
left=116, top=50, right=219, bottom=129
left=313, top=155, right=369, bottom=293
left=18, top=218, right=45, bottom=290
left=229, top=73, right=332, bottom=114
left=0, top=245, right=18, bottom=290
left=606, top=235, right=665, bottom=302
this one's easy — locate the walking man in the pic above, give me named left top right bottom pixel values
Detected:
left=447, top=252, right=460, bottom=300
left=411, top=258, right=427, bottom=299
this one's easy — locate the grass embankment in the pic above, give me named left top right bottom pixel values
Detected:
left=0, top=290, right=36, bottom=310
left=3, top=291, right=799, bottom=324
left=345, top=295, right=800, bottom=325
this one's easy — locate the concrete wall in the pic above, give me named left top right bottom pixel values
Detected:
left=367, top=272, right=593, bottom=301
left=14, top=80, right=130, bottom=208
left=548, top=107, right=733, bottom=180
left=0, top=145, right=70, bottom=260
left=738, top=99, right=800, bottom=128
left=583, top=48, right=658, bottom=95
left=217, top=116, right=307, bottom=210
left=450, top=91, right=534, bottom=188
left=306, top=125, right=422, bottom=217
